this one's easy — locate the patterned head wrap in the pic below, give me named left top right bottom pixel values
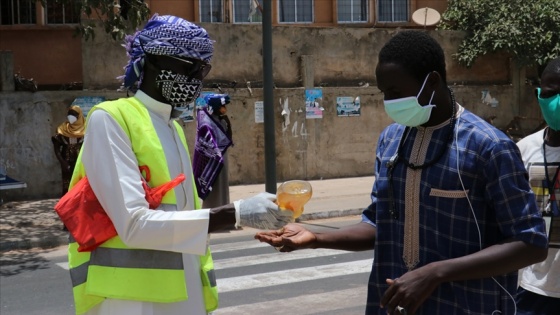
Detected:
left=120, top=14, right=214, bottom=89
left=205, top=93, right=231, bottom=112
left=57, top=105, right=85, bottom=138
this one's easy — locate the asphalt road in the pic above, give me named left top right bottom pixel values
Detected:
left=1, top=216, right=372, bottom=315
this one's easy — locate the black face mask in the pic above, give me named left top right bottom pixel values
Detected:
left=155, top=69, right=202, bottom=108
left=140, top=42, right=209, bottom=109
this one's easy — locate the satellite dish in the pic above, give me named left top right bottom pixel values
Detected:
left=412, top=7, right=441, bottom=27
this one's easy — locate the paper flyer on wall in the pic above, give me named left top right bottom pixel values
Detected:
left=175, top=103, right=195, bottom=122
left=71, top=96, right=106, bottom=117
left=336, top=96, right=361, bottom=117
left=175, top=91, right=218, bottom=123
left=305, top=88, right=323, bottom=119
left=195, top=91, right=214, bottom=109
left=255, top=101, right=264, bottom=123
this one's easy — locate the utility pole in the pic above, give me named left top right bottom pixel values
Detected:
left=262, top=0, right=277, bottom=193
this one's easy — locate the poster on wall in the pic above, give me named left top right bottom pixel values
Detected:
left=176, top=103, right=195, bottom=122
left=305, top=88, right=323, bottom=119
left=336, top=96, right=361, bottom=117
left=174, top=92, right=216, bottom=123
left=195, top=91, right=214, bottom=109
left=71, top=96, right=106, bottom=117
left=255, top=101, right=264, bottom=123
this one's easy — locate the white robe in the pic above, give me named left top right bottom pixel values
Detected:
left=81, top=90, right=211, bottom=315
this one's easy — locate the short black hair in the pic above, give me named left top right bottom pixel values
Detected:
left=378, top=31, right=447, bottom=84
left=542, top=57, right=560, bottom=77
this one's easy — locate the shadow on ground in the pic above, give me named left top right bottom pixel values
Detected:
left=0, top=248, right=56, bottom=276
left=0, top=199, right=67, bottom=251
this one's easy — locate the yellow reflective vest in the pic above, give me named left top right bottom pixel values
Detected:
left=68, top=97, right=218, bottom=314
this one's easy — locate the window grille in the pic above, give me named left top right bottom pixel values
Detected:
left=233, top=0, right=263, bottom=23
left=278, top=0, right=312, bottom=23
left=0, top=0, right=36, bottom=25
left=338, top=0, right=368, bottom=23
left=200, top=0, right=223, bottom=23
left=46, top=0, right=81, bottom=24
left=378, top=0, right=408, bottom=22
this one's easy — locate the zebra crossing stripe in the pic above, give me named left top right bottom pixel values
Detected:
left=56, top=262, right=69, bottom=270
left=216, top=259, right=372, bottom=293
left=56, top=249, right=370, bottom=277
left=213, top=287, right=367, bottom=315
left=214, top=248, right=357, bottom=269
left=210, top=240, right=269, bottom=253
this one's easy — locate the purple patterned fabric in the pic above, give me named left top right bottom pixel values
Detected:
left=120, top=14, right=214, bottom=88
left=193, top=108, right=233, bottom=199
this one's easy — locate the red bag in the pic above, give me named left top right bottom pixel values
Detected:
left=54, top=176, right=116, bottom=252
left=139, top=165, right=186, bottom=209
left=54, top=166, right=185, bottom=252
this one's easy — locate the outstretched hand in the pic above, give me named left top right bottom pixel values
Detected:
left=254, top=223, right=317, bottom=252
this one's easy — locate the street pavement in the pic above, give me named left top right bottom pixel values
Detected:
left=0, top=176, right=375, bottom=252
left=0, top=217, right=372, bottom=315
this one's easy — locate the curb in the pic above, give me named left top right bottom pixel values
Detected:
left=296, top=208, right=363, bottom=222
left=0, top=235, right=69, bottom=252
left=0, top=209, right=364, bottom=252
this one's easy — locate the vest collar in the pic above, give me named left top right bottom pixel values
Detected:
left=134, top=90, right=173, bottom=121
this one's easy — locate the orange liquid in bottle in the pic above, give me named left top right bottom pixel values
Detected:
left=276, top=180, right=312, bottom=219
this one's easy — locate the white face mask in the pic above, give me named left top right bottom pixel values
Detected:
left=383, top=74, right=436, bottom=127
left=67, top=115, right=78, bottom=124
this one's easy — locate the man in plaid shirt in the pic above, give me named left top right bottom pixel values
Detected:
left=256, top=31, right=548, bottom=315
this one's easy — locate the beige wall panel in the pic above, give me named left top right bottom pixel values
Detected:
left=0, top=29, right=82, bottom=86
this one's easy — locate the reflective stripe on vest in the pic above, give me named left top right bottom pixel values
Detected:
left=67, top=97, right=218, bottom=314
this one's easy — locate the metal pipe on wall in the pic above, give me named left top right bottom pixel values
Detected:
left=262, top=0, right=277, bottom=194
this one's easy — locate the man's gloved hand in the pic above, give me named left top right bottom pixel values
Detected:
left=233, top=192, right=293, bottom=230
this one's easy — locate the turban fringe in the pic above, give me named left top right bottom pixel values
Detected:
left=120, top=14, right=214, bottom=88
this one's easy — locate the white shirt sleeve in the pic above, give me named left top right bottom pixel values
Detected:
left=81, top=110, right=210, bottom=255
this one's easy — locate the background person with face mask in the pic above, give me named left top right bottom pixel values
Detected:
left=51, top=105, right=85, bottom=197
left=516, top=56, right=560, bottom=315
left=194, top=94, right=233, bottom=210
left=66, top=14, right=291, bottom=315
left=256, top=31, right=548, bottom=315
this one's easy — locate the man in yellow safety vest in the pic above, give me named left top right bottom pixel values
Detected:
left=67, top=14, right=291, bottom=315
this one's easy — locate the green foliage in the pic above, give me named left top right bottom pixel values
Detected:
left=439, top=0, right=560, bottom=67
left=40, top=0, right=150, bottom=41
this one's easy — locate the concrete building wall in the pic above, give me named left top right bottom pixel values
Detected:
left=416, top=0, right=448, bottom=15
left=0, top=28, right=82, bottom=87
left=0, top=1, right=451, bottom=88
left=83, top=26, right=511, bottom=90
left=0, top=83, right=542, bottom=202
left=0, top=22, right=542, bottom=202
left=146, top=0, right=196, bottom=22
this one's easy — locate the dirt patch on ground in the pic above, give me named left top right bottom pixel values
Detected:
left=0, top=199, right=67, bottom=245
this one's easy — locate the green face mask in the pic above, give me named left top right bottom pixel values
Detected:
left=383, top=74, right=435, bottom=127
left=537, top=88, right=560, bottom=131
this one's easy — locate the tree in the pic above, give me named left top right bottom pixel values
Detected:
left=40, top=0, right=151, bottom=41
left=439, top=0, right=560, bottom=68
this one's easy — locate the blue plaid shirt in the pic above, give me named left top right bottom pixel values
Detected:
left=362, top=108, right=548, bottom=315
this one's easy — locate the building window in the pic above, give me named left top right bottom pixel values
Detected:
left=378, top=0, right=408, bottom=22
left=233, top=0, right=263, bottom=23
left=278, top=0, right=312, bottom=23
left=0, top=0, right=36, bottom=25
left=46, top=0, right=81, bottom=24
left=338, top=0, right=368, bottom=23
left=200, top=0, right=223, bottom=23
